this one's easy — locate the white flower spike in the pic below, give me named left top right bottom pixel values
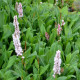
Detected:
left=12, top=15, right=24, bottom=58
left=53, top=50, right=61, bottom=78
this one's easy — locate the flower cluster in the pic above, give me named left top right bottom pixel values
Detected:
left=57, top=24, right=62, bottom=35
left=53, top=50, right=61, bottom=78
left=15, top=2, right=23, bottom=17
left=61, top=20, right=65, bottom=26
left=18, top=3, right=23, bottom=17
left=12, top=34, right=23, bottom=56
left=13, top=15, right=20, bottom=38
left=57, top=20, right=65, bottom=36
left=12, top=15, right=24, bottom=58
left=45, top=32, right=49, bottom=41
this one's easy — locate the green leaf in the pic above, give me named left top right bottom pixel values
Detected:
left=76, top=38, right=80, bottom=50
left=0, top=55, right=3, bottom=67
left=13, top=64, right=26, bottom=78
left=54, top=6, right=60, bottom=18
left=33, top=66, right=38, bottom=74
left=2, top=24, right=13, bottom=39
left=46, top=76, right=54, bottom=80
left=65, top=42, right=71, bottom=55
left=35, top=59, right=39, bottom=69
left=40, top=64, right=49, bottom=75
left=50, top=42, right=58, bottom=57
left=6, top=56, right=17, bottom=69
left=65, top=53, right=71, bottom=64
left=40, top=24, right=46, bottom=36
left=24, top=75, right=31, bottom=80
left=70, top=50, right=79, bottom=64
left=67, top=75, right=76, bottom=80
left=46, top=19, right=54, bottom=26
left=61, top=6, right=68, bottom=16
left=7, top=77, right=17, bottom=80
left=3, top=0, right=7, bottom=3
left=0, top=10, right=7, bottom=32
left=49, top=28, right=57, bottom=44
left=27, top=51, right=37, bottom=58
left=7, top=50, right=13, bottom=59
left=4, top=70, right=14, bottom=80
left=73, top=26, right=80, bottom=33
left=72, top=19, right=80, bottom=33
left=39, top=47, right=44, bottom=55
left=33, top=74, right=38, bottom=80
left=57, top=76, right=67, bottom=80
left=49, top=0, right=54, bottom=3
left=74, top=67, right=80, bottom=80
left=0, top=70, right=4, bottom=78
left=26, top=28, right=33, bottom=42
left=8, top=41, right=14, bottom=50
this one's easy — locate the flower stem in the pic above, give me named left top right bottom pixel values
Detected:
left=55, top=75, right=57, bottom=80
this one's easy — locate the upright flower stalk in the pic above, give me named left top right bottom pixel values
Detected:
left=15, top=2, right=23, bottom=18
left=12, top=15, right=24, bottom=58
left=53, top=50, right=61, bottom=78
left=57, top=24, right=62, bottom=35
left=18, top=3, right=23, bottom=17
left=45, top=32, right=49, bottom=41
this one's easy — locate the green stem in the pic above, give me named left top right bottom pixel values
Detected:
left=55, top=75, right=57, bottom=80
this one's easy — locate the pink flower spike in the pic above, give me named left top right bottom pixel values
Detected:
left=58, top=24, right=60, bottom=28
left=57, top=24, right=62, bottom=35
left=18, top=2, right=23, bottom=17
left=45, top=32, right=49, bottom=41
left=18, top=3, right=22, bottom=8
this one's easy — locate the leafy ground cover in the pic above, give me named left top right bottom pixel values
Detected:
left=0, top=0, right=80, bottom=80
